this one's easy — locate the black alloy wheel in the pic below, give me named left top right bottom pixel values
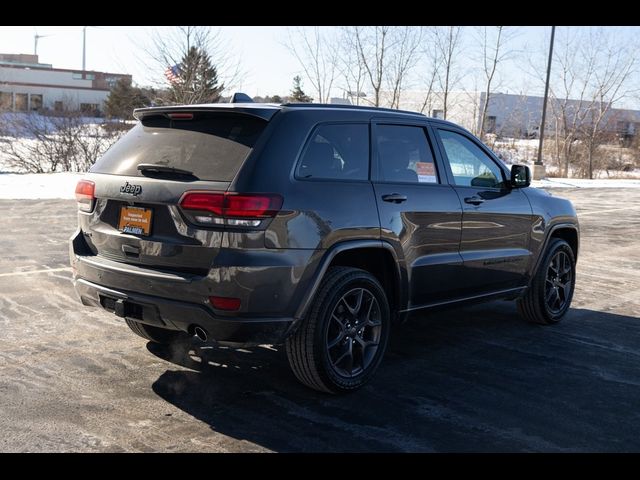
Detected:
left=326, top=287, right=382, bottom=378
left=545, top=250, right=573, bottom=314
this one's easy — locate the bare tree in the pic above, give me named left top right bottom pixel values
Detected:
left=353, top=26, right=390, bottom=107
left=578, top=29, right=636, bottom=179
left=343, top=26, right=422, bottom=108
left=417, top=28, right=441, bottom=115
left=476, top=26, right=519, bottom=139
left=285, top=27, right=338, bottom=104
left=337, top=26, right=368, bottom=105
left=386, top=26, right=423, bottom=109
left=543, top=28, right=592, bottom=176
left=145, top=26, right=241, bottom=104
left=0, top=112, right=124, bottom=173
left=432, top=26, right=462, bottom=120
left=541, top=27, right=637, bottom=178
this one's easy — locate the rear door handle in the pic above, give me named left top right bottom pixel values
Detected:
left=382, top=193, right=408, bottom=203
left=464, top=196, right=485, bottom=206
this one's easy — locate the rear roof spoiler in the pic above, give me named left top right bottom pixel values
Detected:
left=133, top=103, right=279, bottom=122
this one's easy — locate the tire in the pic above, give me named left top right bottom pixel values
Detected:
left=124, top=319, right=185, bottom=344
left=285, top=266, right=391, bottom=394
left=517, top=238, right=576, bottom=325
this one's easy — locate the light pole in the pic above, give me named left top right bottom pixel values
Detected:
left=82, top=26, right=86, bottom=71
left=534, top=25, right=556, bottom=180
left=82, top=26, right=98, bottom=73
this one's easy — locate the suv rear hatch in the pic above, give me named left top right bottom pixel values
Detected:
left=76, top=107, right=275, bottom=275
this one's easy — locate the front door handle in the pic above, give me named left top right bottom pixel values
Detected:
left=464, top=196, right=485, bottom=205
left=382, top=193, right=408, bottom=203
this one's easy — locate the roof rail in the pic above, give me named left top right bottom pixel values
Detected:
left=280, top=102, right=425, bottom=116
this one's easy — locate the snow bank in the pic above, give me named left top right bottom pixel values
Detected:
left=0, top=173, right=84, bottom=199
left=533, top=178, right=640, bottom=188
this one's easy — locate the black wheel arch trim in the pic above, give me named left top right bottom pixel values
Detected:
left=293, top=240, right=406, bottom=322
left=530, top=222, right=579, bottom=286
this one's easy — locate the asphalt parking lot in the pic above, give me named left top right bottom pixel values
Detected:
left=1, top=188, right=639, bottom=452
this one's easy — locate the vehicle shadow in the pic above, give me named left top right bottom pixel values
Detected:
left=149, top=301, right=640, bottom=452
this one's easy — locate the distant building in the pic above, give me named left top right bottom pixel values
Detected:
left=0, top=53, right=131, bottom=115
left=328, top=97, right=351, bottom=105
left=395, top=90, right=640, bottom=140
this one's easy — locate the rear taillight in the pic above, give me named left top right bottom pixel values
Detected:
left=179, top=191, right=282, bottom=228
left=75, top=179, right=95, bottom=213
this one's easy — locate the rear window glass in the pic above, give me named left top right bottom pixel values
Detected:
left=296, top=123, right=369, bottom=181
left=91, top=113, right=267, bottom=181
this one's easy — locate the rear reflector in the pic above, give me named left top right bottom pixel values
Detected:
left=180, top=191, right=282, bottom=224
left=75, top=179, right=95, bottom=212
left=209, top=296, right=241, bottom=311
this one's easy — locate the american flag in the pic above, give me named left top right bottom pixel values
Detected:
left=164, top=64, right=181, bottom=84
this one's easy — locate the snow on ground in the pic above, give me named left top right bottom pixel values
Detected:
left=532, top=178, right=640, bottom=188
left=1, top=172, right=639, bottom=201
left=0, top=173, right=84, bottom=199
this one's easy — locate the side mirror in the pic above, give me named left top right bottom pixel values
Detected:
left=510, top=165, right=531, bottom=188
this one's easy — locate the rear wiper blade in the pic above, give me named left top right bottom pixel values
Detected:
left=137, top=163, right=195, bottom=176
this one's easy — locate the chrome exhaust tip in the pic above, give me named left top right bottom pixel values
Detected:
left=193, top=326, right=208, bottom=342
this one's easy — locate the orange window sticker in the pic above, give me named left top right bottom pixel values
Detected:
left=416, top=162, right=437, bottom=183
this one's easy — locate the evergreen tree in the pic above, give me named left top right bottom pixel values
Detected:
left=169, top=46, right=224, bottom=104
left=289, top=76, right=312, bottom=103
left=104, top=79, right=151, bottom=120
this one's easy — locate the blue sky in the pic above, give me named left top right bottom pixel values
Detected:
left=0, top=26, right=637, bottom=106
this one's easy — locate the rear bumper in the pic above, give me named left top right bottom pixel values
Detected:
left=74, top=278, right=294, bottom=345
left=68, top=226, right=324, bottom=345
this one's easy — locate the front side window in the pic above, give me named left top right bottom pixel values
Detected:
left=437, top=129, right=505, bottom=189
left=296, top=124, right=369, bottom=181
left=376, top=124, right=438, bottom=184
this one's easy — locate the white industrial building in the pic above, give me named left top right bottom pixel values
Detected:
left=0, top=53, right=131, bottom=115
left=392, top=90, right=640, bottom=140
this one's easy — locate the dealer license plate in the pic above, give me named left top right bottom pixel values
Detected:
left=118, top=206, right=152, bottom=236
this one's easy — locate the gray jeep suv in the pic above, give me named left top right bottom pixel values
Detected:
left=70, top=101, right=579, bottom=393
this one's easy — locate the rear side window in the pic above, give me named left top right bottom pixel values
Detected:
left=296, top=124, right=369, bottom=181
left=91, top=113, right=267, bottom=181
left=376, top=125, right=438, bottom=184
